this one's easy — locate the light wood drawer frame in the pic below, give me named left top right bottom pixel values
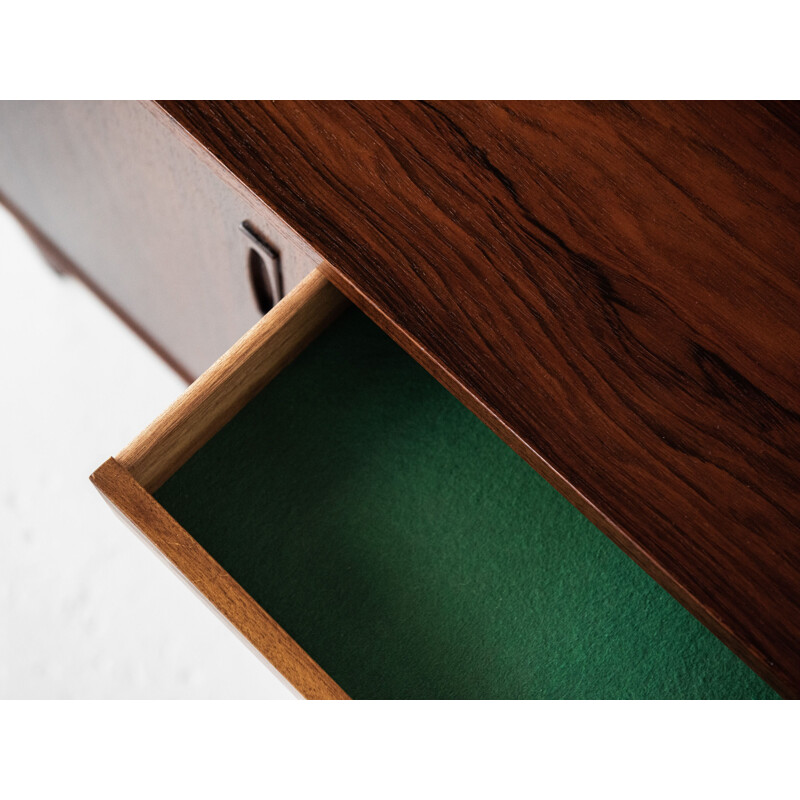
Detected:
left=91, top=266, right=355, bottom=699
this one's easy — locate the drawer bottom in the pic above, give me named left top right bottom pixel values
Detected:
left=152, top=307, right=776, bottom=699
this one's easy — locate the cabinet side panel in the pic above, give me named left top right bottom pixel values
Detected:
left=0, top=101, right=322, bottom=378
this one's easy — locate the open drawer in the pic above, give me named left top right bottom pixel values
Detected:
left=90, top=267, right=777, bottom=699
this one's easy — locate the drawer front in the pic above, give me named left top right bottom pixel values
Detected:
left=0, top=101, right=322, bottom=379
left=91, top=268, right=778, bottom=700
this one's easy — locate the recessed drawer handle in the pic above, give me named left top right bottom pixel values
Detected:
left=240, top=221, right=283, bottom=314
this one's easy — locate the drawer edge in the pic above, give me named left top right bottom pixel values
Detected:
left=90, top=457, right=349, bottom=700
left=117, top=267, right=349, bottom=493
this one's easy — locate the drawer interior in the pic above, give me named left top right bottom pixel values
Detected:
left=151, top=303, right=776, bottom=699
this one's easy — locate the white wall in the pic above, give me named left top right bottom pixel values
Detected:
left=0, top=206, right=294, bottom=698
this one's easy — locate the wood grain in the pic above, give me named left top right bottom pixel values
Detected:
left=90, top=457, right=348, bottom=699
left=117, top=267, right=348, bottom=493
left=159, top=101, right=800, bottom=697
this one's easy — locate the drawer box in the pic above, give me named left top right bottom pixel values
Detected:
left=90, top=268, right=777, bottom=699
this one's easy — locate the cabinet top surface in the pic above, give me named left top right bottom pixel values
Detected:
left=158, top=100, right=800, bottom=696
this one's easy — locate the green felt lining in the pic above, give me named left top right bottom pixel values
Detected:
left=155, top=308, right=777, bottom=699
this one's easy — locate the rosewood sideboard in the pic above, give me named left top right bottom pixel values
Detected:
left=1, top=101, right=798, bottom=699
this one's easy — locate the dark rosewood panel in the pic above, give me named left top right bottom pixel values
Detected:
left=159, top=101, right=800, bottom=697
